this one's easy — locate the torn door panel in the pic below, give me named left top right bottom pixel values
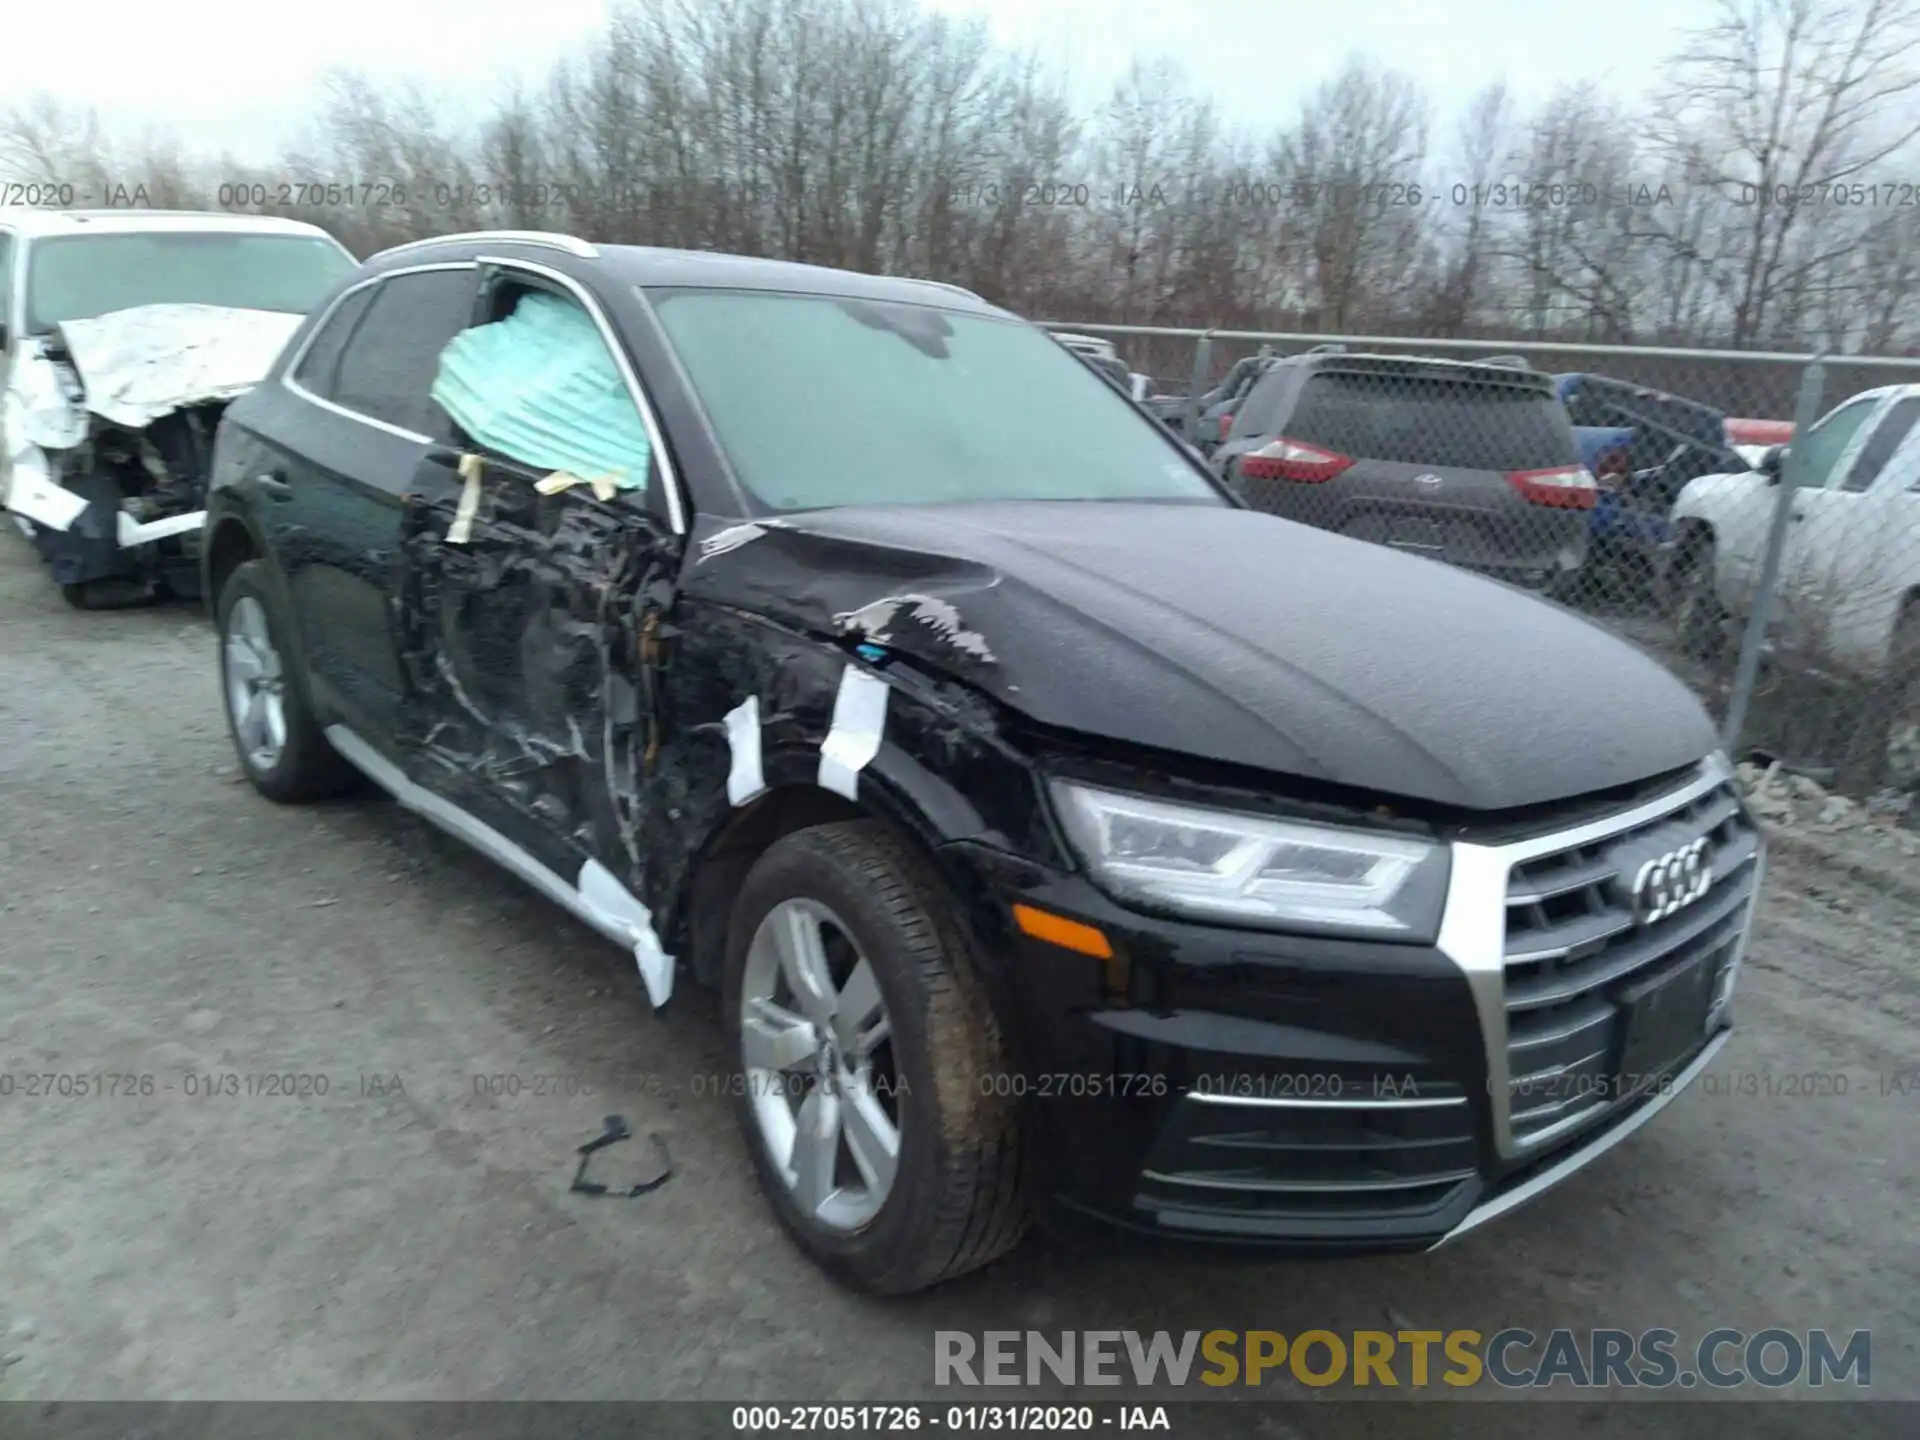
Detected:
left=2, top=304, right=303, bottom=596
left=393, top=450, right=678, bottom=897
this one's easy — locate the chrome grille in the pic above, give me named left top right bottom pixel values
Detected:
left=1498, top=771, right=1762, bottom=1149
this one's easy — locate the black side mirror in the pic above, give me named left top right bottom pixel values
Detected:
left=1758, top=445, right=1786, bottom=480
left=0, top=320, right=10, bottom=350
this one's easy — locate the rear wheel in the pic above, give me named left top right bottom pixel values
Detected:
left=1670, top=535, right=1728, bottom=661
left=216, top=560, right=357, bottom=803
left=1867, top=604, right=1920, bottom=794
left=723, top=821, right=1028, bottom=1295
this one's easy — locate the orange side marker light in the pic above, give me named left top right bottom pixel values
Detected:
left=1012, top=903, right=1114, bottom=960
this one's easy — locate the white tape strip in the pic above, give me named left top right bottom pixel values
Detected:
left=724, top=695, right=768, bottom=806
left=817, top=665, right=889, bottom=801
left=117, top=509, right=206, bottom=547
left=578, top=859, right=675, bottom=1009
left=447, top=452, right=484, bottom=545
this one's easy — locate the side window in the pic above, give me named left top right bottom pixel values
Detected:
left=289, top=285, right=376, bottom=400
left=428, top=283, right=653, bottom=497
left=1790, top=397, right=1878, bottom=488
left=1839, top=396, right=1920, bottom=493
left=332, top=268, right=478, bottom=438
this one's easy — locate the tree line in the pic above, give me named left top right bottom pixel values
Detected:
left=4, top=0, right=1918, bottom=365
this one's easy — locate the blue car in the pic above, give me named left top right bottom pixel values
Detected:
left=1555, top=374, right=1750, bottom=600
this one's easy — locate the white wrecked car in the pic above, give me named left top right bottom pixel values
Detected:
left=0, top=209, right=356, bottom=606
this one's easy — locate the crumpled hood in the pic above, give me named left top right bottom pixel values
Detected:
left=51, top=303, right=304, bottom=429
left=684, top=502, right=1720, bottom=812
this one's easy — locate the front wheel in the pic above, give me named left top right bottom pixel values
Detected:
left=723, top=821, right=1028, bottom=1295
left=1670, top=536, right=1728, bottom=661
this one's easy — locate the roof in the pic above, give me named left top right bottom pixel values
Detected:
left=362, top=231, right=1007, bottom=315
left=1841, top=382, right=1920, bottom=404
left=1279, top=349, right=1557, bottom=390
left=609, top=246, right=1004, bottom=313
left=0, top=208, right=344, bottom=243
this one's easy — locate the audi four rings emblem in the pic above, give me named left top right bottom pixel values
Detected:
left=1630, top=837, right=1714, bottom=923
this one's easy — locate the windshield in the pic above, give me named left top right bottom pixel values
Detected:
left=648, top=289, right=1221, bottom=511
left=26, top=232, right=357, bottom=331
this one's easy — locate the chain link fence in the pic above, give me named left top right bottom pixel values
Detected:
left=1046, top=323, right=1920, bottom=809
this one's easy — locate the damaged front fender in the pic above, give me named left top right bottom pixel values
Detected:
left=642, top=595, right=1069, bottom=990
left=2, top=336, right=91, bottom=532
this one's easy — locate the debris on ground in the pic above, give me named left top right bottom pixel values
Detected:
left=1735, top=758, right=1920, bottom=856
left=1865, top=787, right=1915, bottom=821
left=569, top=1114, right=674, bottom=1198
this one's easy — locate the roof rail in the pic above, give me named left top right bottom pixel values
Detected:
left=372, top=230, right=598, bottom=261
left=917, top=278, right=985, bottom=302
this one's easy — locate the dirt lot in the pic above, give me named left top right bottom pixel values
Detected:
left=0, top=526, right=1915, bottom=1434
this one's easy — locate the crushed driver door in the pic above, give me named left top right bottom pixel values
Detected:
left=387, top=265, right=684, bottom=902
left=393, top=444, right=680, bottom=891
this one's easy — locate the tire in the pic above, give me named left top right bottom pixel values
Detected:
left=1670, top=536, right=1728, bottom=661
left=61, top=576, right=160, bottom=610
left=723, top=820, right=1028, bottom=1295
left=215, top=560, right=358, bottom=803
left=1856, top=603, right=1920, bottom=793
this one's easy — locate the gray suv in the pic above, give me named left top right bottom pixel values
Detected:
left=1215, top=352, right=1596, bottom=590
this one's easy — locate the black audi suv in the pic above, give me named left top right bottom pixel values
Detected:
left=201, top=231, right=1764, bottom=1294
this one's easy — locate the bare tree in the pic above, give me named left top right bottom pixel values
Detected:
left=1279, top=57, right=1433, bottom=331
left=0, top=96, right=113, bottom=196
left=1650, top=0, right=1920, bottom=345
left=1427, top=79, right=1513, bottom=334
left=3, top=0, right=1916, bottom=354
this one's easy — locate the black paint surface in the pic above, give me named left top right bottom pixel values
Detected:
left=687, top=501, right=1719, bottom=811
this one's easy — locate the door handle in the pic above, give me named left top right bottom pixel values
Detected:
left=256, top=470, right=293, bottom=501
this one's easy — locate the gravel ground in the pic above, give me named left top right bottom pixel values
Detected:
left=0, top=526, right=1915, bottom=1436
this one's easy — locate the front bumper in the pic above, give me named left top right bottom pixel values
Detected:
left=1431, top=1026, right=1729, bottom=1249
left=11, top=469, right=205, bottom=590
left=942, top=755, right=1762, bottom=1250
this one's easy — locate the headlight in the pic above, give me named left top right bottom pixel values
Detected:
left=1048, top=780, right=1449, bottom=938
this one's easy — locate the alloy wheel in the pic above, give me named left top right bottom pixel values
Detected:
left=224, top=595, right=288, bottom=772
left=739, top=897, right=902, bottom=1232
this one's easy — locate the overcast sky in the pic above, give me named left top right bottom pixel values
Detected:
left=20, top=0, right=1715, bottom=163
